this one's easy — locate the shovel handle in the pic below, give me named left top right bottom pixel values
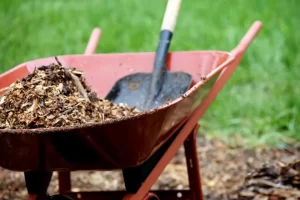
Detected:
left=161, top=0, right=182, bottom=32
left=145, top=0, right=183, bottom=109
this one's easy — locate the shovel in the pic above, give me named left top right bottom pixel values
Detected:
left=105, top=0, right=192, bottom=111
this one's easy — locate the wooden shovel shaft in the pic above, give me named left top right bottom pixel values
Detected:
left=161, top=0, right=182, bottom=32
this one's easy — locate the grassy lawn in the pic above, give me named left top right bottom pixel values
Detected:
left=0, top=0, right=299, bottom=147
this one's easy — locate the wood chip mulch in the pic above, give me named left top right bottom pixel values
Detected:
left=229, top=160, right=300, bottom=199
left=0, top=58, right=139, bottom=129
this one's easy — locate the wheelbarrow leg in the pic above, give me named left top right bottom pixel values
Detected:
left=184, top=124, right=204, bottom=200
left=123, top=123, right=203, bottom=200
left=122, top=123, right=186, bottom=194
left=57, top=27, right=102, bottom=195
left=58, top=172, right=72, bottom=193
left=24, top=170, right=53, bottom=200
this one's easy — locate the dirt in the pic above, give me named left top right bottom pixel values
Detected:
left=0, top=135, right=299, bottom=200
left=229, top=160, right=300, bottom=199
left=0, top=59, right=139, bottom=129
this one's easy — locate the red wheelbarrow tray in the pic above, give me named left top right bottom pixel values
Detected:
left=0, top=22, right=262, bottom=172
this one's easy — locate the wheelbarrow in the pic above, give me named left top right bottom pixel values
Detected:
left=0, top=20, right=262, bottom=200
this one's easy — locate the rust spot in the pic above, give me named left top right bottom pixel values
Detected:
left=127, top=82, right=141, bottom=91
left=163, top=95, right=172, bottom=102
left=200, top=76, right=207, bottom=80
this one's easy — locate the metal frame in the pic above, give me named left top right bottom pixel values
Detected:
left=25, top=124, right=203, bottom=200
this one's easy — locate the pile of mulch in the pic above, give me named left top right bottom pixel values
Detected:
left=0, top=135, right=299, bottom=200
left=0, top=58, right=139, bottom=129
left=228, top=160, right=300, bottom=199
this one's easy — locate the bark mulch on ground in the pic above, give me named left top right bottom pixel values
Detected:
left=0, top=135, right=299, bottom=200
left=229, top=159, right=300, bottom=199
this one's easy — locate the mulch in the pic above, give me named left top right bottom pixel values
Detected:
left=0, top=60, right=139, bottom=129
left=0, top=135, right=299, bottom=200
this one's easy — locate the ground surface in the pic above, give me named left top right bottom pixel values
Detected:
left=1, top=1, right=300, bottom=198
left=0, top=135, right=299, bottom=200
left=0, top=0, right=300, bottom=145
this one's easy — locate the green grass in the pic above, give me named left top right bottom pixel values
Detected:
left=1, top=0, right=299, bottom=147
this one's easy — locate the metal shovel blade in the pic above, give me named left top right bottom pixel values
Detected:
left=105, top=71, right=192, bottom=111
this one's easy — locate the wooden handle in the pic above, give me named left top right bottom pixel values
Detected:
left=161, top=0, right=182, bottom=32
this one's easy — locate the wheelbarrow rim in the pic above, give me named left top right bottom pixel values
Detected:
left=0, top=50, right=235, bottom=134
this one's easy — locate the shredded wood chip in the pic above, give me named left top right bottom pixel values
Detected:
left=229, top=160, right=300, bottom=199
left=0, top=62, right=140, bottom=129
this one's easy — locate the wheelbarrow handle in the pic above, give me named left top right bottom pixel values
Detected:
left=177, top=21, right=263, bottom=141
left=84, top=28, right=102, bottom=55
left=231, top=21, right=263, bottom=56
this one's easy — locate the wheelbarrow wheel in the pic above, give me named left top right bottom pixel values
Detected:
left=143, top=193, right=160, bottom=200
